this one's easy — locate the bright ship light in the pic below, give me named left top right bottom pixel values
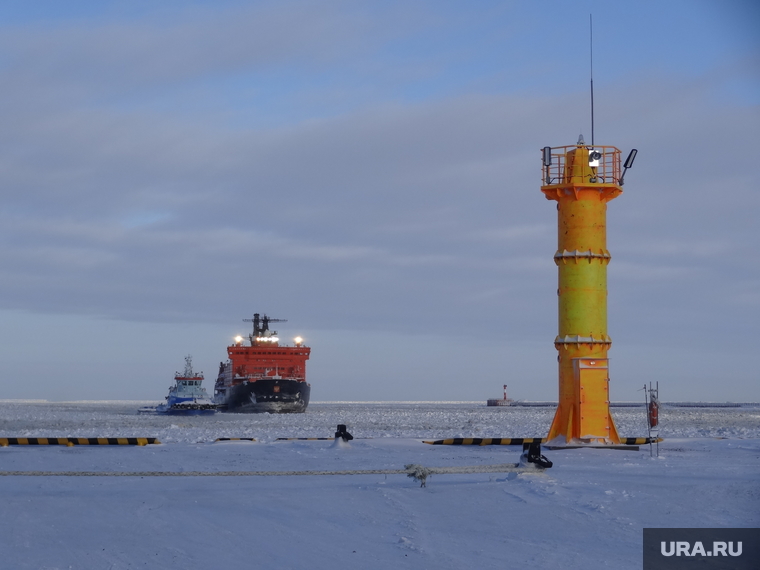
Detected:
left=255, top=336, right=279, bottom=343
left=294, top=336, right=303, bottom=346
left=234, top=335, right=244, bottom=344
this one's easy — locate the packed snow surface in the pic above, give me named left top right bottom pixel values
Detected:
left=1, top=401, right=759, bottom=569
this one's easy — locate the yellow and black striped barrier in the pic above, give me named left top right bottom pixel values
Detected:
left=68, top=438, right=160, bottom=446
left=0, top=438, right=74, bottom=447
left=0, top=437, right=160, bottom=447
left=276, top=437, right=332, bottom=441
left=214, top=438, right=256, bottom=442
left=621, top=437, right=663, bottom=445
left=423, top=437, right=546, bottom=446
left=423, top=437, right=662, bottom=446
left=274, top=437, right=372, bottom=441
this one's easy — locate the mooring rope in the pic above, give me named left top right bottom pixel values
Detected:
left=0, top=463, right=541, bottom=479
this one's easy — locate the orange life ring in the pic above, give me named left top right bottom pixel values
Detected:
left=648, top=400, right=659, bottom=428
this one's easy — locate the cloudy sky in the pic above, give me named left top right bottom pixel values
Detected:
left=1, top=0, right=758, bottom=402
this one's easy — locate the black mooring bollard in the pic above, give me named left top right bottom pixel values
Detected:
left=335, top=424, right=353, bottom=442
left=523, top=442, right=553, bottom=468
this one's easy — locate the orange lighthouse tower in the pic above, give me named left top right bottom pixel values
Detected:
left=541, top=138, right=636, bottom=444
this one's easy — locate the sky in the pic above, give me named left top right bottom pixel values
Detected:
left=0, top=0, right=758, bottom=402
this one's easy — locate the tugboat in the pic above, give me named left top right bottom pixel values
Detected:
left=152, top=356, right=217, bottom=415
left=214, top=314, right=311, bottom=413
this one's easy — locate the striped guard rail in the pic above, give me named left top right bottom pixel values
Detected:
left=1, top=437, right=160, bottom=447
left=275, top=437, right=372, bottom=441
left=276, top=437, right=333, bottom=441
left=214, top=438, right=256, bottom=442
left=621, top=437, right=663, bottom=445
left=423, top=437, right=663, bottom=446
left=0, top=438, right=74, bottom=447
left=423, top=438, right=546, bottom=446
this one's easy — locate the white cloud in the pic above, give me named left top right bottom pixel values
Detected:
left=0, top=1, right=757, bottom=399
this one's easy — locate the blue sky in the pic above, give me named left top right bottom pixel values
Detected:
left=0, top=1, right=758, bottom=402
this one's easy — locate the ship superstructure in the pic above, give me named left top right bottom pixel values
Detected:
left=214, top=314, right=311, bottom=413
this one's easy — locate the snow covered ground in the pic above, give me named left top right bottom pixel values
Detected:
left=1, top=402, right=758, bottom=569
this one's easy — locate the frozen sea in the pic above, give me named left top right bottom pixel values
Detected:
left=3, top=400, right=759, bottom=442
left=1, top=401, right=759, bottom=569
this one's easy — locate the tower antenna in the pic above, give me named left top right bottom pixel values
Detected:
left=590, top=14, right=595, bottom=147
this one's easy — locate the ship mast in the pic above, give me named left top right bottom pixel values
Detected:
left=243, top=313, right=287, bottom=345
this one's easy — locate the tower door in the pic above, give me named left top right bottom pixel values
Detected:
left=574, top=358, right=614, bottom=441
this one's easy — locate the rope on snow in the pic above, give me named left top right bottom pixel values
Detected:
left=0, top=463, right=546, bottom=484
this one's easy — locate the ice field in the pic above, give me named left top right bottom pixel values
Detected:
left=3, top=400, right=760, bottom=442
left=1, top=401, right=759, bottom=569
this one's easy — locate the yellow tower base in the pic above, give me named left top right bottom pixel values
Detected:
left=547, top=356, right=620, bottom=444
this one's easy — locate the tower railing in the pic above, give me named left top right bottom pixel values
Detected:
left=541, top=145, right=621, bottom=187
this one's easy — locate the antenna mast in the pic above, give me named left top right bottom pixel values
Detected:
left=590, top=14, right=595, bottom=147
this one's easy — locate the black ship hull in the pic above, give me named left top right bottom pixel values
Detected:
left=216, top=378, right=310, bottom=413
